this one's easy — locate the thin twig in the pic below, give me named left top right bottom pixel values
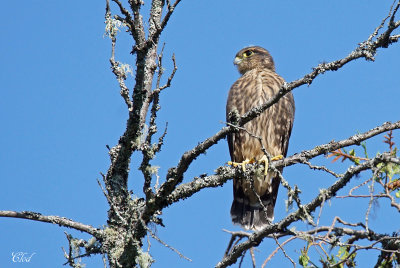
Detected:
left=147, top=228, right=192, bottom=262
left=300, top=159, right=342, bottom=178
left=272, top=235, right=296, bottom=267
left=262, top=237, right=296, bottom=268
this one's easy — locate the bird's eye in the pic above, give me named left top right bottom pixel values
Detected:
left=243, top=50, right=253, bottom=57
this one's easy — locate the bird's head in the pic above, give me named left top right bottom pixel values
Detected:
left=233, top=46, right=275, bottom=75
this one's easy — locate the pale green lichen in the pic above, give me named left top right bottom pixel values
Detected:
left=319, top=188, right=329, bottom=198
left=70, top=238, right=86, bottom=268
left=87, top=237, right=101, bottom=249
left=146, top=165, right=160, bottom=177
left=314, top=145, right=323, bottom=153
left=104, top=14, right=125, bottom=39
left=136, top=249, right=154, bottom=268
left=285, top=198, right=293, bottom=212
left=103, top=227, right=125, bottom=260
left=117, top=63, right=133, bottom=77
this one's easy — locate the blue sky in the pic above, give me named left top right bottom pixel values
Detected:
left=1, top=1, right=400, bottom=267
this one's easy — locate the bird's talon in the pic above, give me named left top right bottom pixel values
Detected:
left=258, top=155, right=269, bottom=175
left=271, top=155, right=283, bottom=161
left=257, top=155, right=284, bottom=175
left=228, top=159, right=254, bottom=172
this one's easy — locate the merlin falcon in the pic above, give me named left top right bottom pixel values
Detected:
left=226, top=46, right=295, bottom=230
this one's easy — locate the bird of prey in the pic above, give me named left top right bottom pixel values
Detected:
left=226, top=46, right=295, bottom=230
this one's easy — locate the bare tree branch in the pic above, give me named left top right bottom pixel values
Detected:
left=0, top=210, right=101, bottom=237
left=147, top=227, right=192, bottom=262
left=262, top=237, right=297, bottom=268
left=216, top=153, right=400, bottom=267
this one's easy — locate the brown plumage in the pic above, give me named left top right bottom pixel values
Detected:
left=226, top=46, right=295, bottom=230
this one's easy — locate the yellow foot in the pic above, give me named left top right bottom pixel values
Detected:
left=271, top=155, right=283, bottom=161
left=227, top=158, right=254, bottom=172
left=259, top=155, right=284, bottom=175
left=259, top=155, right=269, bottom=175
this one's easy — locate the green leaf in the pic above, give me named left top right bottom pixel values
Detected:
left=392, top=164, right=400, bottom=175
left=336, top=246, right=357, bottom=267
left=361, top=142, right=369, bottom=158
left=299, top=255, right=309, bottom=267
left=299, top=248, right=309, bottom=267
left=327, top=254, right=338, bottom=265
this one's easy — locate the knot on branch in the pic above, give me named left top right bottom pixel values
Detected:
left=215, top=165, right=232, bottom=175
left=227, top=108, right=240, bottom=126
left=21, top=211, right=42, bottom=219
left=356, top=44, right=376, bottom=61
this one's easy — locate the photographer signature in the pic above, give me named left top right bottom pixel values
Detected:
left=11, top=252, right=36, bottom=263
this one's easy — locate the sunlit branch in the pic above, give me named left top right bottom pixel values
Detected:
left=0, top=210, right=101, bottom=237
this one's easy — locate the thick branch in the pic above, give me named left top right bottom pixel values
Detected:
left=104, top=0, right=163, bottom=220
left=127, top=0, right=146, bottom=47
left=274, top=121, right=400, bottom=168
left=147, top=0, right=181, bottom=48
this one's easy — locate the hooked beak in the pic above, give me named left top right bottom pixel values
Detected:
left=233, top=56, right=242, bottom=65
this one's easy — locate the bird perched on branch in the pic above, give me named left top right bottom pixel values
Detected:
left=226, top=46, right=295, bottom=230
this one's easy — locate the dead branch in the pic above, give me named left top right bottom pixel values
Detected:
left=216, top=153, right=399, bottom=267
left=0, top=210, right=100, bottom=237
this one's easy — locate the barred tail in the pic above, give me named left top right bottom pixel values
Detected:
left=230, top=196, right=274, bottom=231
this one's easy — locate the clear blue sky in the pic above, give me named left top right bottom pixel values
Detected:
left=1, top=1, right=400, bottom=267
